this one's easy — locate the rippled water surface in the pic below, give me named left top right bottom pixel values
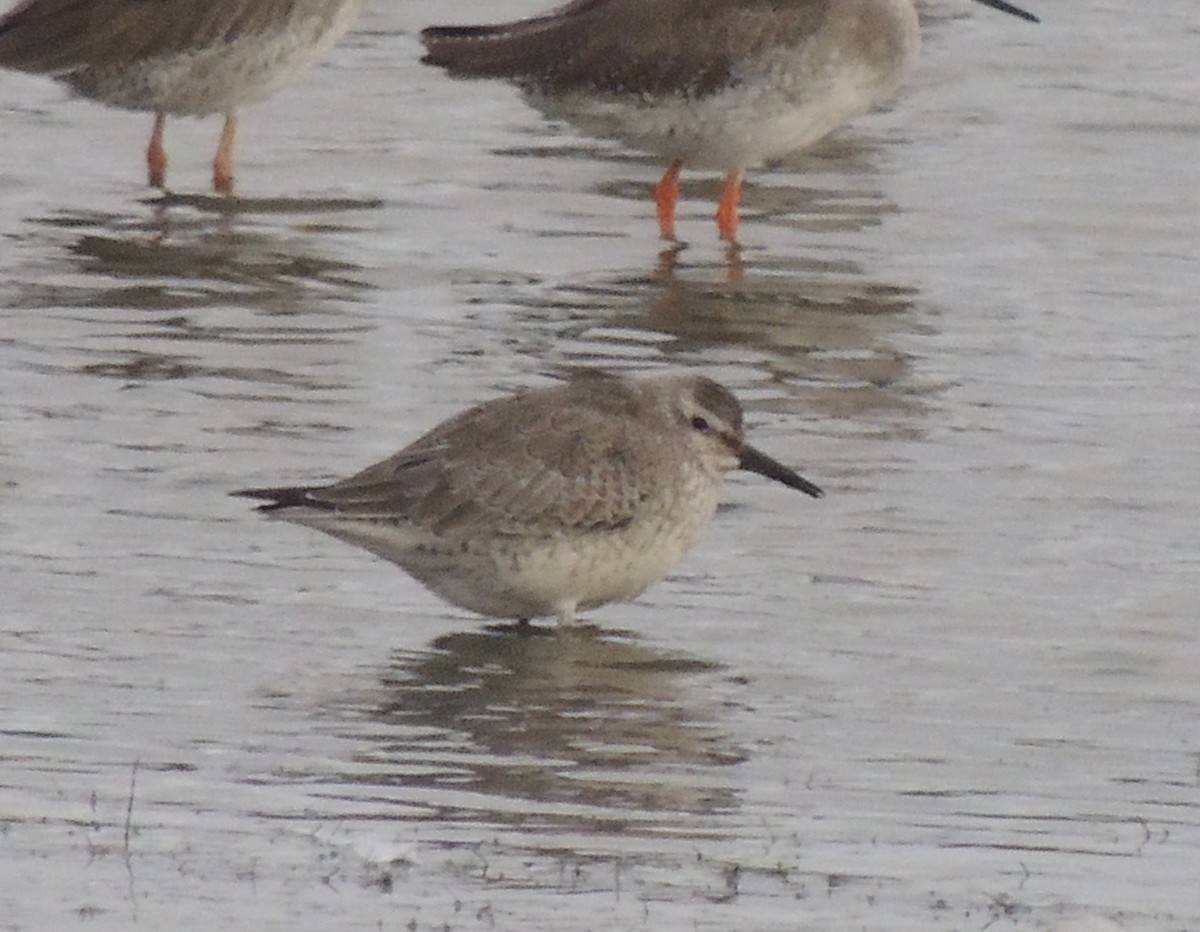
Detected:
left=2, top=1, right=1197, bottom=929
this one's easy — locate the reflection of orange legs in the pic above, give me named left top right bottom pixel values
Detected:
left=723, top=241, right=744, bottom=286
left=655, top=159, right=684, bottom=241
left=716, top=169, right=743, bottom=243
left=213, top=112, right=237, bottom=195
left=146, top=112, right=168, bottom=188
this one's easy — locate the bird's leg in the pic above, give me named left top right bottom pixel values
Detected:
left=213, top=112, right=238, bottom=195
left=716, top=169, right=744, bottom=243
left=146, top=112, right=168, bottom=189
left=555, top=601, right=579, bottom=628
left=656, top=159, right=684, bottom=241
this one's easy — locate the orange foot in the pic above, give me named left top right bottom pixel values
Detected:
left=146, top=112, right=168, bottom=188
left=213, top=112, right=238, bottom=195
left=716, top=170, right=743, bottom=243
left=655, top=159, right=684, bottom=241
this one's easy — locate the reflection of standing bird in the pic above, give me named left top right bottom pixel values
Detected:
left=421, top=0, right=1037, bottom=242
left=0, top=0, right=366, bottom=193
left=235, top=371, right=823, bottom=627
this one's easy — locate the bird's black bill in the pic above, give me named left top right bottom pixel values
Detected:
left=231, top=485, right=317, bottom=512
left=970, top=0, right=1039, bottom=23
left=739, top=446, right=824, bottom=498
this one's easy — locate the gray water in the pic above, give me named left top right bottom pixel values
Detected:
left=1, top=1, right=1197, bottom=930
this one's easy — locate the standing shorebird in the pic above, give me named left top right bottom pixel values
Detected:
left=0, top=0, right=367, bottom=193
left=234, top=371, right=824, bottom=626
left=421, top=0, right=1038, bottom=242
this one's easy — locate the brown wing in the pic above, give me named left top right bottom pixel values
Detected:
left=421, top=0, right=832, bottom=98
left=0, top=0, right=331, bottom=73
left=301, top=374, right=679, bottom=540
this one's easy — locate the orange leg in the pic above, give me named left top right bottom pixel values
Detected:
left=213, top=112, right=238, bottom=195
left=655, top=159, right=684, bottom=241
left=146, top=112, right=168, bottom=188
left=716, top=169, right=743, bottom=243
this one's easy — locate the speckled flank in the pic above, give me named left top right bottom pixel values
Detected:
left=235, top=372, right=822, bottom=626
left=420, top=0, right=937, bottom=238
left=66, top=1, right=365, bottom=115
left=426, top=0, right=920, bottom=171
left=0, top=0, right=367, bottom=189
left=0, top=0, right=366, bottom=114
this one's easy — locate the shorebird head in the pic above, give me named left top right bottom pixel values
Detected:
left=669, top=376, right=824, bottom=498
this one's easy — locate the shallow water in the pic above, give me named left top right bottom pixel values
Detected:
left=1, top=1, right=1198, bottom=929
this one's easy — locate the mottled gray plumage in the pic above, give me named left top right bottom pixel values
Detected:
left=0, top=0, right=342, bottom=72
left=420, top=0, right=1036, bottom=92
left=0, top=0, right=366, bottom=190
left=421, top=0, right=1036, bottom=241
left=423, top=0, right=834, bottom=99
left=235, top=371, right=823, bottom=626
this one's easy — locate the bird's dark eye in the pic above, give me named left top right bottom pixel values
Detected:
left=691, top=416, right=710, bottom=433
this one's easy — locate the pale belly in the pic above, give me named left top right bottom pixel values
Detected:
left=308, top=485, right=724, bottom=622
left=528, top=12, right=920, bottom=171
left=66, top=1, right=363, bottom=115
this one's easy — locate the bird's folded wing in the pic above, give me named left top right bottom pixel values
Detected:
left=307, top=400, right=675, bottom=540
left=0, top=0, right=335, bottom=73
left=421, top=0, right=827, bottom=97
